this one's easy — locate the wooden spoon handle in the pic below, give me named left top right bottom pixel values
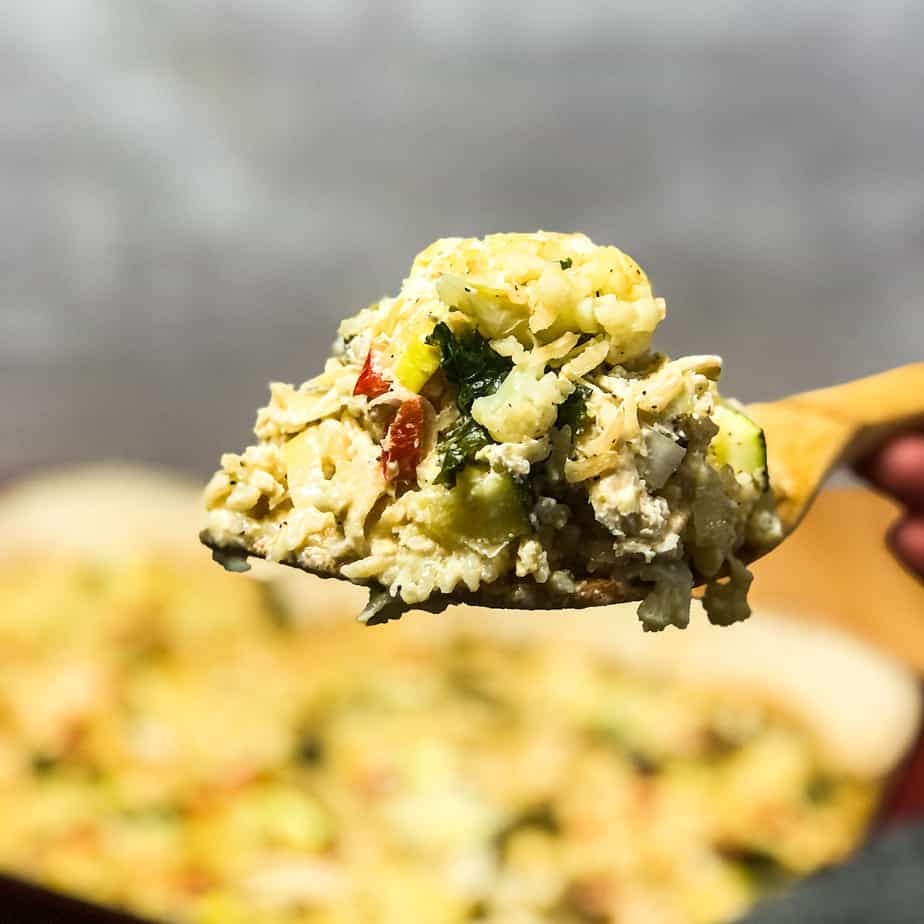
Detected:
left=785, top=363, right=924, bottom=425
left=748, top=363, right=924, bottom=534
left=782, top=362, right=924, bottom=459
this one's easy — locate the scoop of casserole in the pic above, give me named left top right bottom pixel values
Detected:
left=202, top=232, right=781, bottom=627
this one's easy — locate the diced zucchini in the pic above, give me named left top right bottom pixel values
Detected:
left=458, top=466, right=528, bottom=542
left=393, top=332, right=441, bottom=392
left=707, top=402, right=768, bottom=489
left=418, top=466, right=528, bottom=547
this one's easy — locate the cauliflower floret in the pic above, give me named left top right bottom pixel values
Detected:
left=515, top=538, right=551, bottom=583
left=476, top=437, right=551, bottom=478
left=472, top=369, right=569, bottom=444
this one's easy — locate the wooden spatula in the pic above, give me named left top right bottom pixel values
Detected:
left=202, top=363, right=924, bottom=612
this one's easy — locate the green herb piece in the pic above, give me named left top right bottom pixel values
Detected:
left=31, top=753, right=60, bottom=776
left=718, top=845, right=791, bottom=890
left=427, top=322, right=512, bottom=413
left=556, top=385, right=591, bottom=435
left=426, top=322, right=514, bottom=484
left=494, top=803, right=560, bottom=856
left=447, top=667, right=507, bottom=709
left=295, top=730, right=325, bottom=766
left=587, top=725, right=661, bottom=775
left=435, top=416, right=493, bottom=486
left=120, top=804, right=181, bottom=824
left=805, top=775, right=836, bottom=804
left=559, top=257, right=572, bottom=270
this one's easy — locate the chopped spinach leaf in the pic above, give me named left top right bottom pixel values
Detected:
left=556, top=385, right=591, bottom=435
left=427, top=322, right=512, bottom=413
left=426, top=322, right=513, bottom=484
left=559, top=257, right=573, bottom=270
left=435, top=416, right=493, bottom=486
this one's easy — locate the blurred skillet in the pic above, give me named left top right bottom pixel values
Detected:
left=0, top=467, right=921, bottom=922
left=0, top=873, right=156, bottom=924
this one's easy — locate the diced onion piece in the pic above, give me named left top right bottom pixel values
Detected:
left=640, top=429, right=687, bottom=490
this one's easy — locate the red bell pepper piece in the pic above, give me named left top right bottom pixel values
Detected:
left=353, top=348, right=391, bottom=399
left=382, top=396, right=425, bottom=484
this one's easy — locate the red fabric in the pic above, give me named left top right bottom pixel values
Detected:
left=880, top=717, right=924, bottom=826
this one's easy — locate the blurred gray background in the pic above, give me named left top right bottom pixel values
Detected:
left=3, top=0, right=923, bottom=479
